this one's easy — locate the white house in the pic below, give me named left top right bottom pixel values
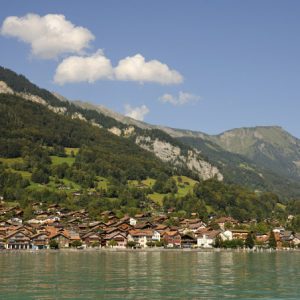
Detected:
left=219, top=230, right=233, bottom=241
left=196, top=230, right=220, bottom=248
left=128, top=229, right=160, bottom=247
left=129, top=217, right=137, bottom=226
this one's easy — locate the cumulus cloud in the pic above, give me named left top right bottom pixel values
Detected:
left=114, top=54, right=183, bottom=85
left=54, top=50, right=113, bottom=84
left=1, top=13, right=94, bottom=59
left=159, top=91, right=200, bottom=106
left=124, top=104, right=149, bottom=121
left=54, top=51, right=183, bottom=85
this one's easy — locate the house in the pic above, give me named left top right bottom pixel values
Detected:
left=129, top=217, right=137, bottom=226
left=214, top=217, right=238, bottom=230
left=196, top=229, right=220, bottom=248
left=181, top=233, right=197, bottom=248
left=163, top=231, right=181, bottom=248
left=273, top=227, right=285, bottom=234
left=231, top=229, right=249, bottom=240
left=135, top=221, right=154, bottom=230
left=104, top=231, right=127, bottom=248
left=155, top=224, right=170, bottom=234
left=219, top=230, right=233, bottom=241
left=128, top=229, right=160, bottom=247
left=31, top=232, right=49, bottom=249
left=48, top=229, right=70, bottom=248
left=82, top=232, right=101, bottom=247
left=292, top=233, right=300, bottom=246
left=5, top=230, right=32, bottom=249
left=256, top=233, right=269, bottom=246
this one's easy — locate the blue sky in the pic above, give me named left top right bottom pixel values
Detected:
left=0, top=1, right=300, bottom=137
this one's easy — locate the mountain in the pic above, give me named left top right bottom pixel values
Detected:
left=154, top=126, right=300, bottom=198
left=208, top=126, right=300, bottom=180
left=1, top=66, right=300, bottom=199
left=0, top=66, right=222, bottom=181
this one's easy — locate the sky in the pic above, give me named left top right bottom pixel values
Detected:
left=0, top=1, right=300, bottom=137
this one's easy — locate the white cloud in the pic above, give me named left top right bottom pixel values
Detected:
left=54, top=50, right=113, bottom=84
left=159, top=91, right=200, bottom=106
left=114, top=54, right=183, bottom=85
left=54, top=51, right=183, bottom=85
left=124, top=104, right=149, bottom=121
left=1, top=13, right=94, bottom=59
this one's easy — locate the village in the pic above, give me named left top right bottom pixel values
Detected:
left=0, top=201, right=299, bottom=251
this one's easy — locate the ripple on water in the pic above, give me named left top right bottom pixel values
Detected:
left=0, top=251, right=300, bottom=299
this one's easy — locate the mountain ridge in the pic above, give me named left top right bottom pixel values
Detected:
left=0, top=66, right=222, bottom=181
left=1, top=65, right=300, bottom=198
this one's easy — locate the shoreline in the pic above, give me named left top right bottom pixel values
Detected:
left=1, top=247, right=299, bottom=254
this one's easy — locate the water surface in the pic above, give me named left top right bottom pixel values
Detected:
left=0, top=250, right=299, bottom=299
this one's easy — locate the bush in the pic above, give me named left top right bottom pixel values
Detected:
left=91, top=241, right=100, bottom=248
left=146, top=241, right=155, bottom=248
left=71, top=240, right=83, bottom=248
left=49, top=240, right=59, bottom=249
left=127, top=241, right=136, bottom=248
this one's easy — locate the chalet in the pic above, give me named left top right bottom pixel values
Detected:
left=128, top=229, right=160, bottom=247
left=256, top=233, right=269, bottom=246
left=292, top=233, right=300, bottom=246
left=82, top=232, right=101, bottom=247
left=163, top=231, right=181, bottom=248
left=155, top=224, right=170, bottom=233
left=31, top=232, right=49, bottom=249
left=196, top=229, right=220, bottom=248
left=129, top=217, right=137, bottom=226
left=47, top=227, right=71, bottom=248
left=5, top=230, right=32, bottom=250
left=69, top=231, right=81, bottom=244
left=104, top=231, right=127, bottom=248
left=214, top=217, right=239, bottom=230
left=116, top=223, right=133, bottom=233
left=181, top=233, right=197, bottom=248
left=49, top=232, right=70, bottom=248
left=135, top=221, right=154, bottom=230
left=219, top=230, right=233, bottom=241
left=231, top=229, right=249, bottom=240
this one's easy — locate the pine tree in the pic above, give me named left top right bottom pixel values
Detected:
left=245, top=232, right=255, bottom=249
left=268, top=231, right=277, bottom=249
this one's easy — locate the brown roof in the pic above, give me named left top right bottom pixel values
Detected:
left=129, top=229, right=154, bottom=237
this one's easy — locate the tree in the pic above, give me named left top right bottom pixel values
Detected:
left=245, top=232, right=255, bottom=249
left=23, top=205, right=33, bottom=220
left=214, top=235, right=223, bottom=248
left=268, top=231, right=277, bottom=249
left=31, top=168, right=49, bottom=184
left=49, top=240, right=59, bottom=249
left=71, top=240, right=83, bottom=248
left=127, top=241, right=136, bottom=248
left=91, top=241, right=100, bottom=248
left=108, top=239, right=117, bottom=247
left=146, top=241, right=155, bottom=248
left=155, top=240, right=165, bottom=247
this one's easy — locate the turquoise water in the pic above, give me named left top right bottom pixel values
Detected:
left=0, top=251, right=299, bottom=299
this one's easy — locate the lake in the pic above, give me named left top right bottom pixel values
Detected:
left=0, top=250, right=299, bottom=299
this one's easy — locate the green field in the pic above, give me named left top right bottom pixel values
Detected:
left=0, top=157, right=24, bottom=166
left=50, top=156, right=76, bottom=166
left=147, top=176, right=198, bottom=206
left=65, top=148, right=80, bottom=156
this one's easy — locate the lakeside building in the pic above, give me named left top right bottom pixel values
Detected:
left=0, top=203, right=298, bottom=250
